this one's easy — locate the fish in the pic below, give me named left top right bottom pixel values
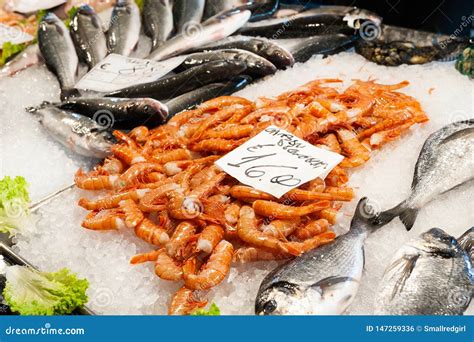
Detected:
left=203, top=0, right=279, bottom=22
left=148, top=8, right=251, bottom=61
left=28, top=106, right=115, bottom=158
left=191, top=37, right=294, bottom=69
left=373, top=120, right=474, bottom=231
left=355, top=25, right=470, bottom=66
left=175, top=49, right=276, bottom=78
left=173, top=0, right=205, bottom=35
left=53, top=97, right=169, bottom=129
left=165, top=75, right=252, bottom=116
left=107, top=0, right=141, bottom=56
left=375, top=227, right=473, bottom=315
left=0, top=44, right=42, bottom=78
left=37, top=13, right=80, bottom=100
left=70, top=5, right=107, bottom=69
left=457, top=227, right=474, bottom=263
left=291, top=34, right=356, bottom=63
left=255, top=198, right=380, bottom=315
left=238, top=6, right=380, bottom=39
left=142, top=0, right=174, bottom=50
left=105, top=60, right=247, bottom=99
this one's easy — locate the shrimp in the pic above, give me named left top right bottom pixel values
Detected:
left=283, top=231, right=336, bottom=256
left=75, top=169, right=118, bottom=190
left=237, top=206, right=297, bottom=255
left=135, top=217, right=170, bottom=246
left=196, top=225, right=225, bottom=254
left=337, top=129, right=371, bottom=168
left=130, top=250, right=161, bottom=264
left=229, top=185, right=275, bottom=201
left=203, top=124, right=253, bottom=139
left=316, top=133, right=342, bottom=154
left=111, top=145, right=146, bottom=165
left=252, top=200, right=330, bottom=219
left=183, top=240, right=233, bottom=290
left=293, top=219, right=329, bottom=240
left=261, top=218, right=300, bottom=238
left=138, top=183, right=182, bottom=212
left=189, top=138, right=246, bottom=153
left=318, top=207, right=339, bottom=224
left=233, top=247, right=289, bottom=263
left=81, top=209, right=126, bottom=230
left=119, top=199, right=144, bottom=228
left=131, top=249, right=182, bottom=280
left=117, top=162, right=163, bottom=188
left=166, top=221, right=197, bottom=258
left=151, top=148, right=193, bottom=164
left=191, top=106, right=250, bottom=139
left=100, top=157, right=125, bottom=174
left=128, top=126, right=149, bottom=144
left=325, top=166, right=348, bottom=187
left=78, top=189, right=149, bottom=210
left=168, top=287, right=207, bottom=315
left=368, top=121, right=415, bottom=149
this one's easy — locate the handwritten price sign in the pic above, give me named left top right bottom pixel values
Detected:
left=215, top=125, right=344, bottom=198
left=75, top=54, right=186, bottom=92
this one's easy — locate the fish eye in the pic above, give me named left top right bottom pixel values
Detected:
left=263, top=300, right=277, bottom=314
left=143, top=105, right=150, bottom=113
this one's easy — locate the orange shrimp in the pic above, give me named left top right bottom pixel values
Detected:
left=128, top=126, right=149, bottom=144
left=130, top=249, right=161, bottom=264
left=131, top=249, right=182, bottom=280
left=183, top=240, right=233, bottom=290
left=117, top=162, right=163, bottom=188
left=283, top=231, right=336, bottom=256
left=75, top=169, right=118, bottom=190
left=111, top=145, right=146, bottom=165
left=241, top=106, right=289, bottom=124
left=138, top=183, right=182, bottom=212
left=119, top=199, right=144, bottom=228
left=100, top=157, right=125, bottom=174
left=135, top=217, right=170, bottom=246
left=81, top=209, right=126, bottom=230
left=316, top=133, right=342, bottom=154
left=168, top=287, right=207, bottom=315
left=293, top=219, right=329, bottom=240
left=191, top=106, right=251, bottom=139
left=252, top=200, right=330, bottom=219
left=229, top=185, right=275, bottom=201
left=151, top=148, right=193, bottom=164
left=166, top=221, right=197, bottom=258
left=189, top=138, right=246, bottom=153
left=261, top=218, right=301, bottom=238
left=233, top=246, right=290, bottom=263
left=318, top=207, right=339, bottom=224
left=78, top=189, right=150, bottom=210
left=337, top=129, right=371, bottom=168
left=325, top=166, right=348, bottom=187
left=203, top=124, right=253, bottom=139
left=196, top=225, right=225, bottom=254
left=323, top=186, right=355, bottom=201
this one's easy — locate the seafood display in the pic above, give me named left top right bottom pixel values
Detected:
left=106, top=0, right=140, bottom=56
left=75, top=78, right=427, bottom=313
left=374, top=120, right=474, bottom=230
left=375, top=227, right=473, bottom=315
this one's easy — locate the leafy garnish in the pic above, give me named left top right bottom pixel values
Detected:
left=191, top=303, right=221, bottom=316
left=0, top=176, right=30, bottom=233
left=0, top=42, right=27, bottom=66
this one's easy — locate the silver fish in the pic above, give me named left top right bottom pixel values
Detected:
left=191, top=37, right=294, bottom=69
left=204, top=0, right=247, bottom=19
left=70, top=5, right=107, bottom=69
left=374, top=120, right=474, bottom=231
left=177, top=49, right=276, bottom=77
left=38, top=13, right=80, bottom=100
left=143, top=0, right=174, bottom=50
left=458, top=227, right=474, bottom=263
left=291, top=34, right=355, bottom=63
left=29, top=106, right=115, bottom=158
left=173, top=0, right=205, bottom=35
left=107, top=0, right=141, bottom=56
left=375, top=227, right=473, bottom=315
left=255, top=198, right=379, bottom=315
left=0, top=44, right=42, bottom=79
left=148, top=8, right=251, bottom=61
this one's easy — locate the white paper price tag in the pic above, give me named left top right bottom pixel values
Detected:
left=75, top=54, right=186, bottom=92
left=0, top=24, right=34, bottom=45
left=215, top=125, right=344, bottom=198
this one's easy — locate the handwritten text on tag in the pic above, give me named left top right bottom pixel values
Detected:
left=215, top=126, right=344, bottom=198
left=75, top=54, right=186, bottom=92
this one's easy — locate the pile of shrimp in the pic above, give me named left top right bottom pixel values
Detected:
left=0, top=11, right=37, bottom=38
left=75, top=78, right=428, bottom=315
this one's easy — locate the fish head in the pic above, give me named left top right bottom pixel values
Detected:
left=40, top=13, right=66, bottom=35
left=416, top=228, right=459, bottom=256
left=87, top=129, right=116, bottom=158
left=256, top=281, right=304, bottom=315
left=134, top=99, right=169, bottom=123
left=77, top=5, right=95, bottom=16
left=343, top=8, right=382, bottom=29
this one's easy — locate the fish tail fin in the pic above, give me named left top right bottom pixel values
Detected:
left=351, top=197, right=380, bottom=228
left=398, top=207, right=419, bottom=231
left=60, top=88, right=81, bottom=101
left=458, top=227, right=474, bottom=258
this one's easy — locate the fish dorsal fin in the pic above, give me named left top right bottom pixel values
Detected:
left=310, top=276, right=358, bottom=297
left=386, top=253, right=419, bottom=300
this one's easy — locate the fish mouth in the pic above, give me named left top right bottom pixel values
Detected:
left=77, top=5, right=95, bottom=15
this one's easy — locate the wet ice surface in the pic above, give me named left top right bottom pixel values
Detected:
left=7, top=53, right=474, bottom=315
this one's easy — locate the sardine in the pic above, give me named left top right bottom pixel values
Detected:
left=70, top=5, right=107, bottom=69
left=28, top=106, right=115, bottom=158
left=142, top=0, right=174, bottom=50
left=0, top=44, right=42, bottom=78
left=107, top=0, right=141, bottom=56
left=176, top=49, right=276, bottom=77
left=291, top=34, right=356, bottom=63
left=375, top=227, right=473, bottom=315
left=105, top=60, right=247, bottom=99
left=374, top=120, right=474, bottom=231
left=191, top=37, right=294, bottom=69
left=255, top=198, right=379, bottom=315
left=148, top=8, right=251, bottom=61
left=173, top=0, right=205, bottom=35
left=204, top=0, right=247, bottom=20
left=458, top=227, right=474, bottom=263
left=54, top=97, right=169, bottom=129
left=38, top=13, right=80, bottom=100
left=166, top=75, right=252, bottom=116
left=204, top=0, right=279, bottom=22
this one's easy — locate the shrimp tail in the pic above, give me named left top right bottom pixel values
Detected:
left=371, top=199, right=417, bottom=231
